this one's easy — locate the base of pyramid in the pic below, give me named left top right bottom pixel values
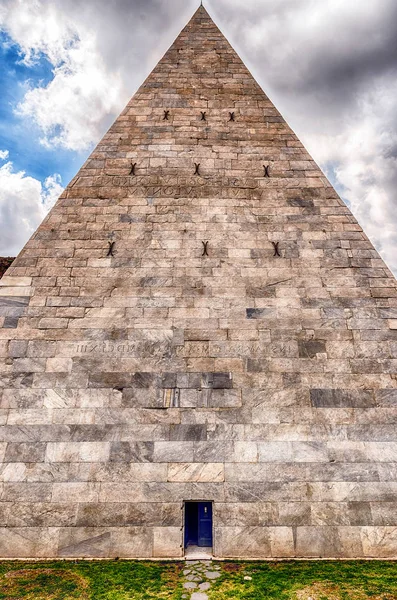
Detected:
left=0, top=525, right=396, bottom=559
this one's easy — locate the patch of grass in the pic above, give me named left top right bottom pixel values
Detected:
left=0, top=560, right=396, bottom=600
left=208, top=561, right=397, bottom=600
left=0, top=561, right=184, bottom=600
left=0, top=568, right=88, bottom=600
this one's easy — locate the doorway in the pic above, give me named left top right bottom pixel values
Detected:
left=184, top=501, right=213, bottom=556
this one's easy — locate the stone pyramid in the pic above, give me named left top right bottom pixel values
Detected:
left=1, top=5, right=397, bottom=559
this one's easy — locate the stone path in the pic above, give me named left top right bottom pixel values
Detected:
left=181, top=560, right=221, bottom=600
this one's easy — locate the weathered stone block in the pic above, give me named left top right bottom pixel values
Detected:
left=246, top=308, right=275, bottom=319
left=110, top=527, right=153, bottom=557
left=295, top=526, right=343, bottom=557
left=52, top=483, right=100, bottom=503
left=215, top=526, right=271, bottom=558
left=110, top=442, right=154, bottom=463
left=310, top=389, right=376, bottom=408
left=168, top=463, right=224, bottom=482
left=376, top=389, right=397, bottom=405
left=7, top=340, right=28, bottom=358
left=2, top=483, right=52, bottom=502
left=153, top=526, right=182, bottom=557
left=58, top=527, right=112, bottom=557
left=0, top=277, right=32, bottom=288
left=4, top=502, right=77, bottom=527
left=361, top=526, right=397, bottom=558
left=170, top=425, right=207, bottom=441
left=298, top=340, right=326, bottom=358
left=153, top=442, right=194, bottom=463
left=5, top=443, right=46, bottom=463
left=46, top=443, right=110, bottom=463
left=0, top=527, right=58, bottom=558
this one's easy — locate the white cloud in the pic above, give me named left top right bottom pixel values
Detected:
left=0, top=150, right=9, bottom=161
left=1, top=0, right=127, bottom=151
left=0, top=155, right=63, bottom=256
left=16, top=33, right=124, bottom=151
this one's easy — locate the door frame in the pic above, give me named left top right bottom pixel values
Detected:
left=183, top=500, right=214, bottom=553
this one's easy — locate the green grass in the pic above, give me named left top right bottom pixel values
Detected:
left=0, top=561, right=184, bottom=600
left=0, top=560, right=396, bottom=600
left=209, top=561, right=397, bottom=600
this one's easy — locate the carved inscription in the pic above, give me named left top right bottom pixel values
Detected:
left=77, top=342, right=141, bottom=355
left=120, top=175, right=259, bottom=188
left=129, top=186, right=257, bottom=199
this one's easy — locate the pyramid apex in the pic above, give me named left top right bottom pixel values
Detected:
left=188, top=1, right=212, bottom=18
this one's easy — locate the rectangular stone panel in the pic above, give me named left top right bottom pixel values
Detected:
left=5, top=443, right=46, bottom=463
left=167, top=463, right=224, bottom=482
left=109, top=442, right=154, bottom=463
left=298, top=340, right=326, bottom=358
left=52, top=483, right=100, bottom=503
left=110, top=527, right=153, bottom=558
left=46, top=442, right=110, bottom=463
left=0, top=296, right=29, bottom=309
left=0, top=276, right=32, bottom=287
left=153, top=527, right=182, bottom=558
left=1, top=317, right=22, bottom=332
left=169, top=425, right=207, bottom=441
left=296, top=526, right=363, bottom=558
left=376, top=389, right=397, bottom=406
left=0, top=527, right=59, bottom=558
left=2, top=483, right=52, bottom=502
left=75, top=502, right=180, bottom=527
left=2, top=502, right=77, bottom=527
left=246, top=308, right=275, bottom=319
left=58, top=528, right=112, bottom=557
left=176, top=372, right=233, bottom=389
left=153, top=442, right=194, bottom=462
left=215, top=526, right=294, bottom=558
left=310, top=389, right=376, bottom=408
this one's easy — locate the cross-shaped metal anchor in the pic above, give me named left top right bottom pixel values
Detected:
left=107, top=241, right=116, bottom=257
left=272, top=242, right=281, bottom=257
left=202, top=241, right=209, bottom=256
left=163, top=110, right=170, bottom=120
left=130, top=163, right=137, bottom=176
left=201, top=111, right=206, bottom=121
left=263, top=165, right=270, bottom=177
left=229, top=112, right=235, bottom=122
left=194, top=163, right=201, bottom=176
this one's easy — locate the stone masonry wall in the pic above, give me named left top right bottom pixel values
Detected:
left=0, top=6, right=397, bottom=558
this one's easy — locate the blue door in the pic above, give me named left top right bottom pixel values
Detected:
left=198, top=502, right=213, bottom=547
left=184, top=502, right=213, bottom=549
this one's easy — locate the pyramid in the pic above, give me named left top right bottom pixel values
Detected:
left=1, top=5, right=397, bottom=559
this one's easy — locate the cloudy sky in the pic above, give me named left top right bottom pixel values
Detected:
left=0, top=0, right=397, bottom=274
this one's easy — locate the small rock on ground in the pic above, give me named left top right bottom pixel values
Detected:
left=183, top=582, right=197, bottom=589
left=205, top=571, right=220, bottom=579
left=190, top=594, right=208, bottom=600
left=199, top=582, right=211, bottom=591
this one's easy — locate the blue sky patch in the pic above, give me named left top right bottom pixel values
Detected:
left=0, top=30, right=87, bottom=186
